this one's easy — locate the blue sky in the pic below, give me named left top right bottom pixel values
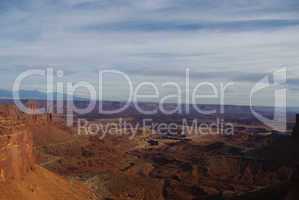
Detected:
left=0, top=0, right=299, bottom=106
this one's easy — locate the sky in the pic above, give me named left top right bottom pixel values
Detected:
left=0, top=0, right=299, bottom=106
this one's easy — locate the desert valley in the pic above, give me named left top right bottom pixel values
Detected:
left=0, top=101, right=298, bottom=200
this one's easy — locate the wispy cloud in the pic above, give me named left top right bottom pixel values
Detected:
left=82, top=19, right=299, bottom=32
left=0, top=0, right=298, bottom=105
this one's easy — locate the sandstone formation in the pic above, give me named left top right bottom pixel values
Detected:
left=0, top=129, right=34, bottom=181
left=0, top=103, right=96, bottom=200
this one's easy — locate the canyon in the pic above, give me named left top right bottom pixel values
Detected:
left=0, top=102, right=298, bottom=200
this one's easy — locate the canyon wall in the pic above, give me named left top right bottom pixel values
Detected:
left=0, top=103, right=58, bottom=182
left=0, top=129, right=35, bottom=182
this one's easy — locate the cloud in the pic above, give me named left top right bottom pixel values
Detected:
left=0, top=0, right=298, bottom=106
left=82, top=19, right=299, bottom=32
left=287, top=78, right=299, bottom=90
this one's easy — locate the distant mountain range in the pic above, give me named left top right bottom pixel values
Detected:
left=0, top=89, right=85, bottom=100
left=0, top=89, right=298, bottom=113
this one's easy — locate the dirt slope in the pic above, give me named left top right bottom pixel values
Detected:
left=0, top=165, right=96, bottom=200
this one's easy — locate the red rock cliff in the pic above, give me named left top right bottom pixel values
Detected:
left=0, top=129, right=35, bottom=181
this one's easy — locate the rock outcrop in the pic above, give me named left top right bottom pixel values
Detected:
left=0, top=129, right=34, bottom=181
left=292, top=114, right=299, bottom=138
left=0, top=102, right=52, bottom=182
left=0, top=103, right=96, bottom=200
